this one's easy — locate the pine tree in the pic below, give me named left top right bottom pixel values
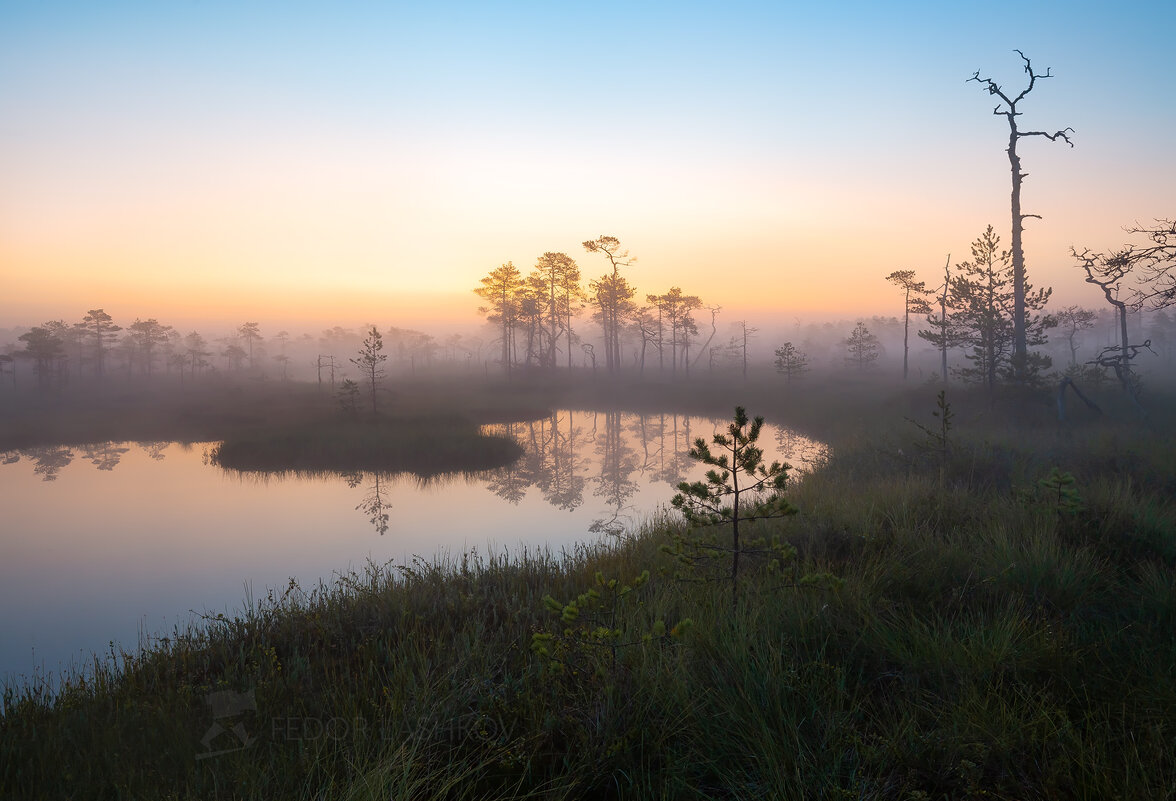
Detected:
left=843, top=322, right=880, bottom=370
left=773, top=342, right=809, bottom=382
left=948, top=225, right=1053, bottom=392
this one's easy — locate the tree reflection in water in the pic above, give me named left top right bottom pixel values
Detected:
left=82, top=443, right=131, bottom=471
left=483, top=421, right=536, bottom=504
left=137, top=441, right=171, bottom=461
left=1, top=417, right=828, bottom=534
left=11, top=441, right=162, bottom=481
left=589, top=410, right=640, bottom=534
left=342, top=471, right=391, bottom=536
left=775, top=428, right=831, bottom=479
left=483, top=410, right=828, bottom=535
left=24, top=446, right=74, bottom=481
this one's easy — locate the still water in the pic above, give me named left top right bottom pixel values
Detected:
left=0, top=410, right=827, bottom=688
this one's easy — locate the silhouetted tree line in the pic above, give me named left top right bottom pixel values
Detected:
left=476, top=237, right=725, bottom=378
left=3, top=312, right=489, bottom=394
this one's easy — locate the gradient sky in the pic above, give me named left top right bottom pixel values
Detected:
left=2, top=1, right=1173, bottom=334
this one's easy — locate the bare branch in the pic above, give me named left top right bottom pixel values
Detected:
left=1019, top=127, right=1075, bottom=147
left=1074, top=220, right=1176, bottom=310
left=1089, top=340, right=1154, bottom=368
left=969, top=69, right=1014, bottom=109
left=1012, top=49, right=1054, bottom=105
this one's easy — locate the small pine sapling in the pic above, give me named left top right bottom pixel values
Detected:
left=1037, top=467, right=1084, bottom=520
left=665, top=406, right=800, bottom=609
left=906, top=389, right=953, bottom=484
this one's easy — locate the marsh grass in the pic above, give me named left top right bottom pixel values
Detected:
left=3, top=382, right=1175, bottom=799
left=208, top=417, right=523, bottom=476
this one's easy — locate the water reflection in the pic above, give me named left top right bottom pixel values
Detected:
left=139, top=441, right=171, bottom=461
left=4, top=441, right=176, bottom=482
left=775, top=427, right=832, bottom=472
left=27, top=446, right=74, bottom=481
left=82, top=443, right=131, bottom=471
left=355, top=473, right=391, bottom=537
left=3, top=413, right=829, bottom=537
left=482, top=410, right=826, bottom=539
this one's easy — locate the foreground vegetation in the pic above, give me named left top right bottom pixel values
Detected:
left=2, top=380, right=1175, bottom=799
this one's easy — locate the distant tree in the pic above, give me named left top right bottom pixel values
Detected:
left=580, top=342, right=596, bottom=373
left=583, top=236, right=636, bottom=374
left=690, top=306, right=723, bottom=372
left=1072, top=246, right=1150, bottom=410
left=126, top=318, right=174, bottom=377
left=919, top=255, right=956, bottom=383
left=1071, top=219, right=1176, bottom=379
left=167, top=349, right=189, bottom=383
left=632, top=307, right=660, bottom=375
left=1054, top=306, right=1098, bottom=367
left=184, top=331, right=211, bottom=375
left=386, top=327, right=437, bottom=373
left=18, top=326, right=65, bottom=390
left=272, top=330, right=290, bottom=380
left=76, top=309, right=121, bottom=379
left=474, top=262, right=524, bottom=377
left=36, top=320, right=78, bottom=380
left=949, top=225, right=1053, bottom=392
left=337, top=378, right=361, bottom=417
left=222, top=343, right=247, bottom=372
left=350, top=326, right=387, bottom=416
left=773, top=342, right=809, bottom=382
left=272, top=354, right=290, bottom=380
left=885, top=270, right=933, bottom=380
left=969, top=50, right=1073, bottom=378
left=843, top=321, right=881, bottom=370
left=1079, top=219, right=1176, bottom=311
left=533, top=251, right=584, bottom=371
left=237, top=322, right=263, bottom=370
left=647, top=288, right=702, bottom=378
left=0, top=352, right=14, bottom=388
left=1149, top=310, right=1176, bottom=364
left=733, top=321, right=757, bottom=380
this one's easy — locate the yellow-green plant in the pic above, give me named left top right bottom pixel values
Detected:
left=530, top=569, right=689, bottom=768
left=531, top=569, right=688, bottom=677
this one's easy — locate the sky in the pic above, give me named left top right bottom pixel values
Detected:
left=1, top=0, right=1173, bottom=336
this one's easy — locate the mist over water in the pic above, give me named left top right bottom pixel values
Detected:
left=0, top=410, right=826, bottom=688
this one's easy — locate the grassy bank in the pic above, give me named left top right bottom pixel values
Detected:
left=209, top=417, right=523, bottom=476
left=2, top=383, right=1175, bottom=799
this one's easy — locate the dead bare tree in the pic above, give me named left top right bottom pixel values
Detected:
left=969, top=50, right=1073, bottom=379
left=1071, top=220, right=1176, bottom=415
left=1073, top=248, right=1149, bottom=413
left=690, top=305, right=722, bottom=371
left=1119, top=219, right=1176, bottom=310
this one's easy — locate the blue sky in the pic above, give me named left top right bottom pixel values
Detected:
left=2, top=1, right=1173, bottom=329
